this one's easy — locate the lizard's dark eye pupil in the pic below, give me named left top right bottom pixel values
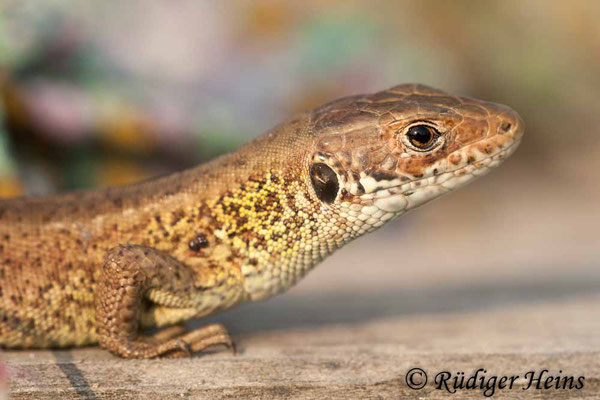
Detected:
left=310, top=163, right=339, bottom=204
left=406, top=125, right=438, bottom=149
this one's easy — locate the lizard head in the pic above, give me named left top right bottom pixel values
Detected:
left=204, top=84, right=523, bottom=299
left=307, top=84, right=523, bottom=233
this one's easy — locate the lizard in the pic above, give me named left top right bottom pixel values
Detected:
left=0, top=84, right=523, bottom=358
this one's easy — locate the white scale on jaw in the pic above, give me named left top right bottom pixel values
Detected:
left=343, top=139, right=521, bottom=217
left=332, top=135, right=521, bottom=242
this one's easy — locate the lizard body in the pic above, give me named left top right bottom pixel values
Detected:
left=0, top=84, right=523, bottom=357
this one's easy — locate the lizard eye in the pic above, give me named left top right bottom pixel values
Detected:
left=406, top=125, right=439, bottom=150
left=310, top=163, right=339, bottom=203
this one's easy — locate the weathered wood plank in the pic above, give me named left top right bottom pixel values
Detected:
left=4, top=291, right=600, bottom=399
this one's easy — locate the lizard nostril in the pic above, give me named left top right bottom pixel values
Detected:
left=499, top=122, right=512, bottom=133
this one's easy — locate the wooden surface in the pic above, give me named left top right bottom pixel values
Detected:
left=4, top=287, right=600, bottom=399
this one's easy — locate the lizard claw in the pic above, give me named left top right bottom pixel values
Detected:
left=175, top=339, right=193, bottom=357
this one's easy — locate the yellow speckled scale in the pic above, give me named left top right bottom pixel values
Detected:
left=0, top=84, right=523, bottom=358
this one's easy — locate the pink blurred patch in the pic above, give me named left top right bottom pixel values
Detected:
left=23, top=81, right=96, bottom=144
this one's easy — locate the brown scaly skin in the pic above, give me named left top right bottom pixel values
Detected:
left=0, top=84, right=523, bottom=358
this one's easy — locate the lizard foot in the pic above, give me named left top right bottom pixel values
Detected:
left=100, top=334, right=193, bottom=359
left=99, top=323, right=235, bottom=359
left=164, top=323, right=236, bottom=358
left=96, top=245, right=237, bottom=358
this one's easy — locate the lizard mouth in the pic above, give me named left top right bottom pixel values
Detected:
left=360, top=137, right=522, bottom=212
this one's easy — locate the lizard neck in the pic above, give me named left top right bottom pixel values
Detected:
left=121, top=113, right=343, bottom=302
left=187, top=115, right=353, bottom=301
left=207, top=168, right=347, bottom=301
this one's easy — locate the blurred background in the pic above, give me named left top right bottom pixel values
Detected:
left=0, top=1, right=599, bottom=332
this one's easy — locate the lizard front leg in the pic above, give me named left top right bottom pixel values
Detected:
left=95, top=244, right=236, bottom=358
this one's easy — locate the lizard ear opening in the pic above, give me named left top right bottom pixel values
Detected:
left=310, top=163, right=339, bottom=204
